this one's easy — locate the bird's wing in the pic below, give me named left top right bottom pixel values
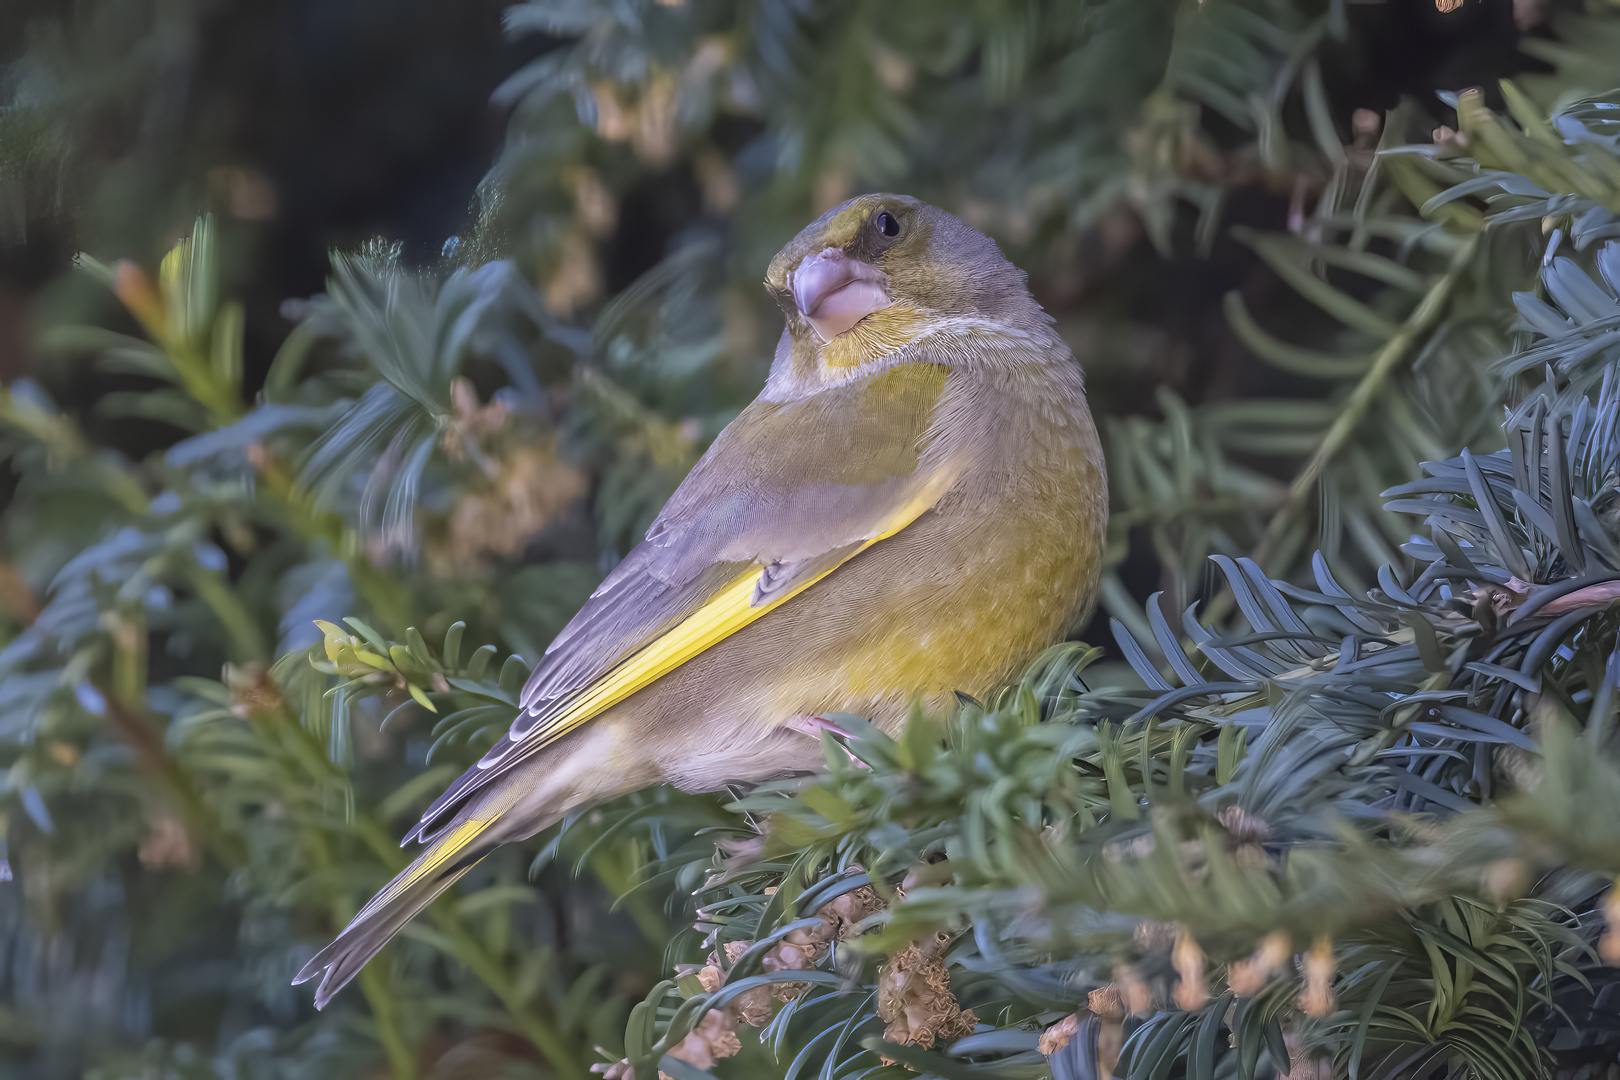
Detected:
left=405, top=362, right=955, bottom=843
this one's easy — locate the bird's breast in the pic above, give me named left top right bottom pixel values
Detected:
left=768, top=364, right=1107, bottom=720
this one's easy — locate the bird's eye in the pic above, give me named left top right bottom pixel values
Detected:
left=875, top=211, right=900, bottom=238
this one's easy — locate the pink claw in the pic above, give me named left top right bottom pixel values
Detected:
left=787, top=715, right=867, bottom=767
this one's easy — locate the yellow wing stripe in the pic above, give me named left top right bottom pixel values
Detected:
left=368, top=816, right=494, bottom=912
left=521, top=473, right=957, bottom=751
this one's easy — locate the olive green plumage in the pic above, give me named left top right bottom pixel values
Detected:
left=294, top=193, right=1108, bottom=1007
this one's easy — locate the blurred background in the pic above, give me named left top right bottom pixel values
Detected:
left=2, top=0, right=1619, bottom=1077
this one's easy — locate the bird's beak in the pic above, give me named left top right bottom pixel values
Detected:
left=790, top=249, right=891, bottom=343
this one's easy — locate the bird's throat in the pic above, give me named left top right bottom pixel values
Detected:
left=817, top=305, right=933, bottom=371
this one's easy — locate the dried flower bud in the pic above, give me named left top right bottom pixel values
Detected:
left=733, top=986, right=774, bottom=1027
left=666, top=1009, right=741, bottom=1069
left=631, top=73, right=677, bottom=165
left=783, top=925, right=828, bottom=948
left=1038, top=1013, right=1080, bottom=1055
left=824, top=885, right=883, bottom=938
left=1228, top=931, right=1292, bottom=996
left=1218, top=805, right=1272, bottom=869
left=543, top=229, right=602, bottom=314
left=1217, top=805, right=1271, bottom=843
left=228, top=664, right=285, bottom=719
left=571, top=167, right=617, bottom=237
left=1088, top=983, right=1125, bottom=1020
left=1116, top=963, right=1153, bottom=1015
left=1484, top=858, right=1529, bottom=903
left=876, top=931, right=977, bottom=1053
left=1172, top=928, right=1208, bottom=1010
left=1601, top=884, right=1620, bottom=965
left=1298, top=937, right=1335, bottom=1017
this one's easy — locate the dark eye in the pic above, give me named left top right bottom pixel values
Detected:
left=875, top=211, right=900, bottom=237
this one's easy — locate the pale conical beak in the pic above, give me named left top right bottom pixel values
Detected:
left=790, top=249, right=891, bottom=343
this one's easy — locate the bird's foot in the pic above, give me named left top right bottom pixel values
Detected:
left=788, top=714, right=853, bottom=739
left=788, top=715, right=866, bottom=766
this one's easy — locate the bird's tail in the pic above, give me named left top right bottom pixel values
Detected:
left=293, top=814, right=500, bottom=1009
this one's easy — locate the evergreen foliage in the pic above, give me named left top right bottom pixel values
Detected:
left=7, top=1, right=1620, bottom=1078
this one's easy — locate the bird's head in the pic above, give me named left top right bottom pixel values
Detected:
left=763, top=194, right=1040, bottom=390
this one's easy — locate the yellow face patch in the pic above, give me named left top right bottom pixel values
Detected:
left=819, top=305, right=932, bottom=371
left=817, top=202, right=877, bottom=249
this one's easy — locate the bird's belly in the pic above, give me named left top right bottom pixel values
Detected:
left=784, top=504, right=1102, bottom=712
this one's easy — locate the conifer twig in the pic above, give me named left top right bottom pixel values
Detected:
left=1207, top=235, right=1480, bottom=623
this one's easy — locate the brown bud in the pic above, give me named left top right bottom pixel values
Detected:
left=1172, top=929, right=1208, bottom=1010
left=1484, top=858, right=1529, bottom=903
left=1088, top=983, right=1126, bottom=1021
left=875, top=932, right=977, bottom=1052
left=1038, top=1012, right=1081, bottom=1055
left=665, top=1009, right=741, bottom=1069
left=1298, top=937, right=1335, bottom=1017
left=1228, top=931, right=1291, bottom=996
left=1116, top=963, right=1153, bottom=1015
left=1600, top=885, right=1620, bottom=965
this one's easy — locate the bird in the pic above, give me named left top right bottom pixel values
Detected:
left=294, top=193, right=1108, bottom=1007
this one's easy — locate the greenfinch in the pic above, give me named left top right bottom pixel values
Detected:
left=295, top=193, right=1107, bottom=1006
